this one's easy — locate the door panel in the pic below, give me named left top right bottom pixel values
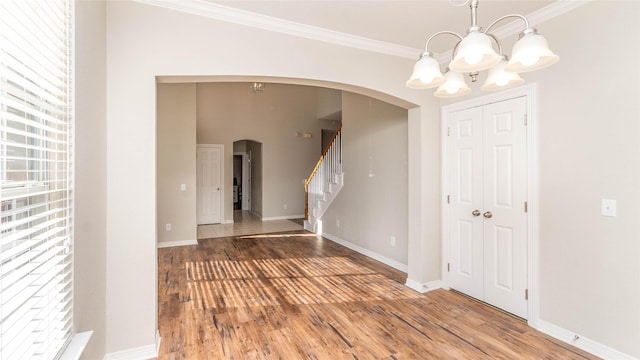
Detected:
left=197, top=145, right=222, bottom=225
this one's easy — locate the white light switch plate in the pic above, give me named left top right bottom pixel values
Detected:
left=601, top=199, right=616, bottom=217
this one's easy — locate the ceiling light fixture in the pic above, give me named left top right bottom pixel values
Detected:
left=251, top=82, right=265, bottom=93
left=406, top=0, right=558, bottom=98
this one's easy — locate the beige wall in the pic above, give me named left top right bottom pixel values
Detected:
left=321, top=92, right=409, bottom=266
left=74, top=0, right=107, bottom=358
left=77, top=0, right=639, bottom=358
left=121, top=0, right=640, bottom=356
left=196, top=83, right=337, bottom=220
left=535, top=3, right=639, bottom=356
left=246, top=140, right=263, bottom=216
left=157, top=83, right=197, bottom=244
left=103, top=0, right=437, bottom=352
left=440, top=2, right=640, bottom=357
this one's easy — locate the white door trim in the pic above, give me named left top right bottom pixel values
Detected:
left=441, top=83, right=539, bottom=327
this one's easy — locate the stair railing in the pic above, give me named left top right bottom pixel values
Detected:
left=304, top=125, right=342, bottom=220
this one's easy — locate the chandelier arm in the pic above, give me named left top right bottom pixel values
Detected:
left=424, top=31, right=463, bottom=51
left=485, top=33, right=503, bottom=56
left=484, top=14, right=531, bottom=35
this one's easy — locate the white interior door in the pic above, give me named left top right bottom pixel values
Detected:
left=197, top=145, right=223, bottom=225
left=448, top=106, right=484, bottom=300
left=448, top=96, right=528, bottom=319
left=482, top=97, right=528, bottom=318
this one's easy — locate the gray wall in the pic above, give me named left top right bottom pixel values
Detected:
left=322, top=92, right=408, bottom=266
left=156, top=83, right=197, bottom=244
left=74, top=0, right=106, bottom=358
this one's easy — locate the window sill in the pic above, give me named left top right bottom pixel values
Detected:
left=60, top=331, right=93, bottom=360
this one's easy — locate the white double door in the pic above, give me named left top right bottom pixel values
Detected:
left=448, top=96, right=528, bottom=319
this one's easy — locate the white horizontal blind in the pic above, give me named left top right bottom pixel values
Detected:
left=0, top=0, right=74, bottom=359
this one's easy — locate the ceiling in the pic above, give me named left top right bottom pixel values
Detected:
left=206, top=0, right=557, bottom=53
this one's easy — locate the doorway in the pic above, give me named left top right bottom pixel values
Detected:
left=442, top=85, right=538, bottom=322
left=233, top=139, right=262, bottom=216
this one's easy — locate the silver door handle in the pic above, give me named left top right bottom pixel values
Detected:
left=483, top=211, right=493, bottom=218
left=472, top=210, right=481, bottom=216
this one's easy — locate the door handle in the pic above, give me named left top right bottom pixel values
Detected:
left=472, top=210, right=481, bottom=216
left=483, top=211, right=493, bottom=218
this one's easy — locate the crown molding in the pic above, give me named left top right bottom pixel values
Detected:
left=133, top=0, right=590, bottom=62
left=133, top=0, right=421, bottom=59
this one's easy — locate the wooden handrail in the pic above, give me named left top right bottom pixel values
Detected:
left=304, top=124, right=342, bottom=220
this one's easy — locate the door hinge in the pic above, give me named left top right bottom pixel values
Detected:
left=524, top=201, right=528, bottom=213
left=524, top=114, right=528, bottom=125
left=447, top=263, right=450, bottom=272
left=447, top=195, right=450, bottom=204
left=525, top=289, right=529, bottom=300
left=447, top=127, right=450, bottom=136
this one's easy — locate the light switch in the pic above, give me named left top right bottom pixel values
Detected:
left=180, top=184, right=186, bottom=191
left=601, top=199, right=616, bottom=217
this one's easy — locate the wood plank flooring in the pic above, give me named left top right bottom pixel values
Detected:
left=157, top=231, right=599, bottom=359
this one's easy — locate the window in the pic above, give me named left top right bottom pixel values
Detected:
left=0, top=0, right=74, bottom=359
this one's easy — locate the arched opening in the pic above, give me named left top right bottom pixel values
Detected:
left=232, top=139, right=262, bottom=215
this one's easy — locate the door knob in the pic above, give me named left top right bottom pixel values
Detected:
left=472, top=210, right=481, bottom=216
left=483, top=211, right=493, bottom=218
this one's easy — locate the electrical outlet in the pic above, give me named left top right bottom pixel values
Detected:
left=283, top=203, right=288, bottom=209
left=390, top=236, right=396, bottom=247
left=165, top=223, right=171, bottom=231
left=336, top=219, right=340, bottom=228
left=180, top=184, right=186, bottom=191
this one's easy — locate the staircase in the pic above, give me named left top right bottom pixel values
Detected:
left=304, top=125, right=343, bottom=232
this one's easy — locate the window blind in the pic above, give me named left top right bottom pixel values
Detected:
left=0, top=0, right=74, bottom=359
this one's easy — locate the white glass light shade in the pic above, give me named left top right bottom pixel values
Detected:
left=506, top=32, right=559, bottom=73
left=406, top=54, right=445, bottom=89
left=434, top=71, right=471, bottom=98
left=481, top=58, right=525, bottom=91
left=449, top=31, right=500, bottom=73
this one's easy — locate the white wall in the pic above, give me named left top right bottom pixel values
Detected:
left=74, top=0, right=107, bottom=358
left=321, top=92, right=408, bottom=266
left=157, top=83, right=197, bottom=244
left=102, top=0, right=441, bottom=355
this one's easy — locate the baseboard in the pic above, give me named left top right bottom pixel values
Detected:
left=261, top=214, right=305, bottom=221
left=103, top=343, right=157, bottom=360
left=320, top=232, right=408, bottom=273
left=157, top=239, right=198, bottom=248
left=537, top=320, right=639, bottom=360
left=405, top=279, right=443, bottom=293
left=222, top=219, right=234, bottom=224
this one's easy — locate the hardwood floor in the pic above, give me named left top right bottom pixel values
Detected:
left=157, top=231, right=599, bottom=359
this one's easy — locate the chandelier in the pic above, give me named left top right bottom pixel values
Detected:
left=251, top=82, right=265, bottom=93
left=406, top=0, right=559, bottom=98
